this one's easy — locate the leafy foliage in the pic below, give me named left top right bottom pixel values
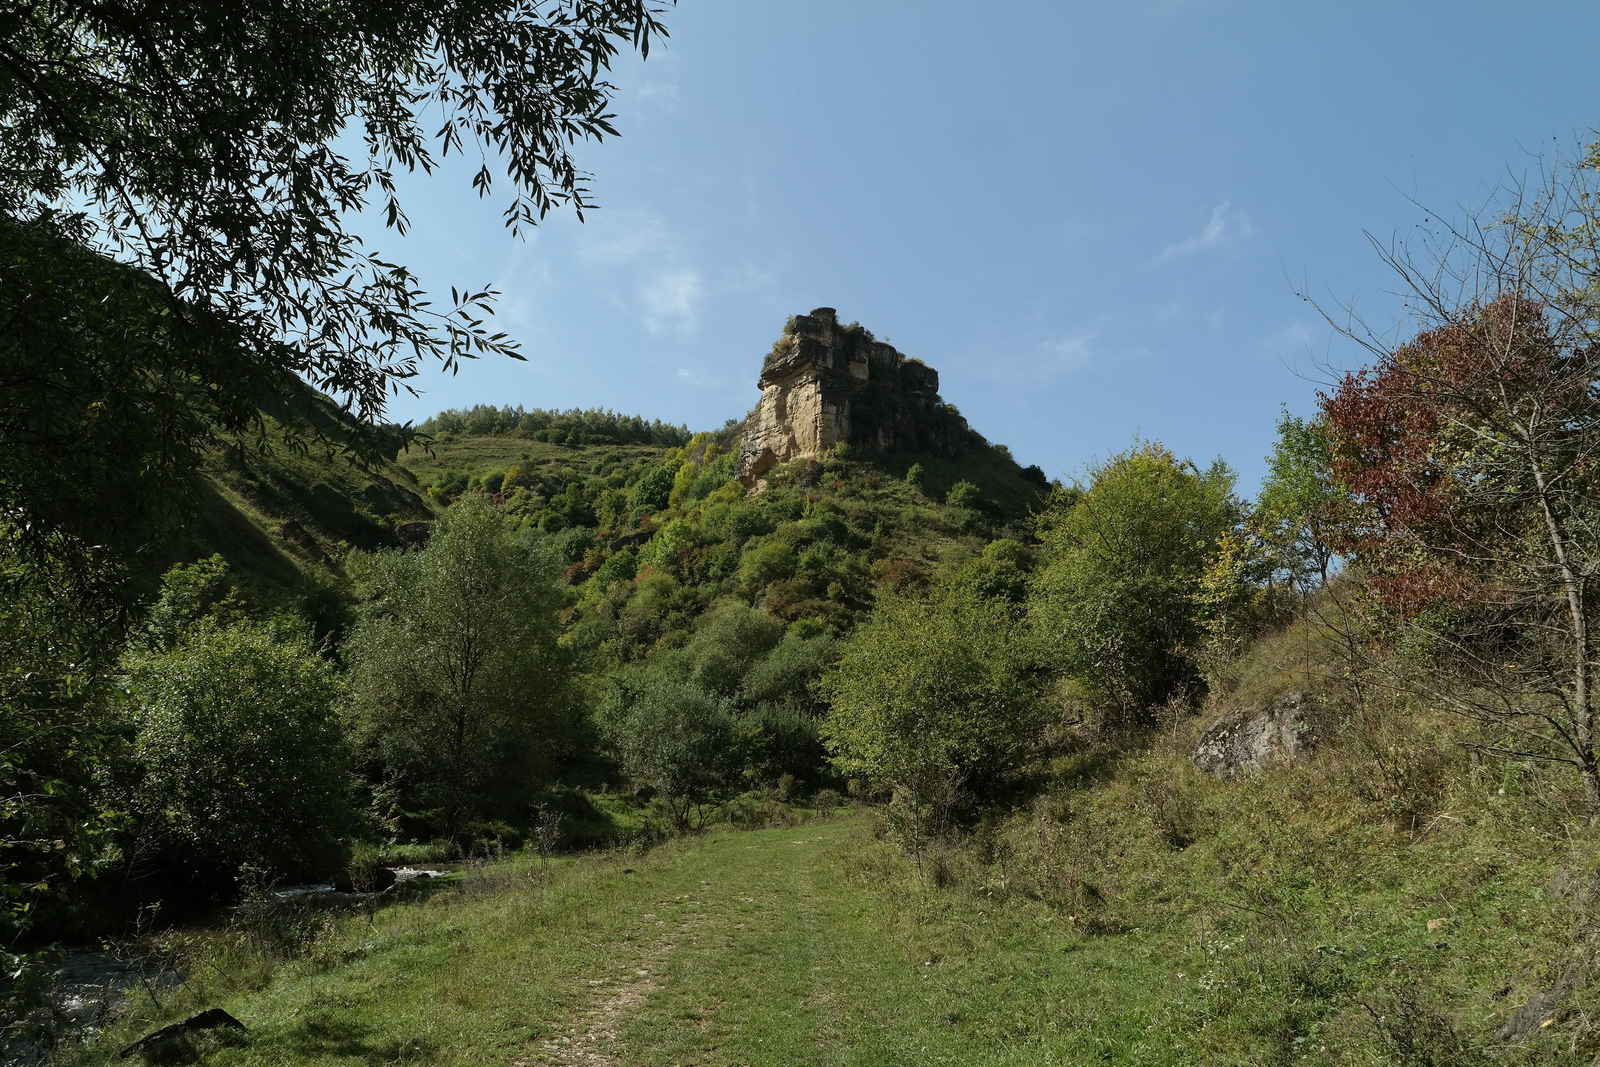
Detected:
left=419, top=405, right=690, bottom=446
left=610, top=673, right=742, bottom=829
left=2, top=0, right=671, bottom=426
left=1323, top=294, right=1600, bottom=803
left=1256, top=409, right=1343, bottom=591
left=819, top=582, right=1044, bottom=808
left=1030, top=443, right=1240, bottom=723
left=0, top=540, right=127, bottom=942
left=344, top=494, right=572, bottom=837
left=124, top=617, right=353, bottom=883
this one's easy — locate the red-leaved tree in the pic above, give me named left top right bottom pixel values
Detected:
left=1322, top=281, right=1600, bottom=804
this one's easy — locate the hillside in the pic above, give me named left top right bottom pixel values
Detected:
left=163, top=390, right=435, bottom=623
left=394, top=308, right=1052, bottom=659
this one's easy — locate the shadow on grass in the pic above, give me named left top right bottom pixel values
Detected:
left=274, top=1015, right=439, bottom=1065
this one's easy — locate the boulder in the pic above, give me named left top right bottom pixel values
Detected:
left=1193, top=690, right=1324, bottom=778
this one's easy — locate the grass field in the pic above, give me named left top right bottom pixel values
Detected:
left=70, top=769, right=1600, bottom=1066
left=75, top=813, right=1196, bottom=1066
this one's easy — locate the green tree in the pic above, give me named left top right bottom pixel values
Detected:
left=630, top=463, right=676, bottom=515
left=606, top=671, right=742, bottom=829
left=139, top=554, right=246, bottom=652
left=1030, top=443, right=1240, bottom=725
left=344, top=494, right=570, bottom=837
left=0, top=540, right=127, bottom=942
left=945, top=479, right=982, bottom=509
left=124, top=617, right=352, bottom=882
left=1256, top=409, right=1342, bottom=591
left=819, top=583, right=1043, bottom=822
left=679, top=600, right=785, bottom=697
left=1, top=0, right=671, bottom=573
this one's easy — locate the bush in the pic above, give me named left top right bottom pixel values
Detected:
left=344, top=494, right=572, bottom=838
left=125, top=618, right=353, bottom=883
left=1030, top=443, right=1239, bottom=727
left=945, top=479, right=981, bottom=509
left=819, top=582, right=1044, bottom=822
left=629, top=464, right=675, bottom=514
left=614, top=672, right=742, bottom=829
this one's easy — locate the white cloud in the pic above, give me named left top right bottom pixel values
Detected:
left=491, top=237, right=552, bottom=333
left=570, top=210, right=711, bottom=337
left=963, top=328, right=1100, bottom=386
left=1261, top=320, right=1318, bottom=359
left=576, top=211, right=671, bottom=267
left=674, top=364, right=726, bottom=390
left=1151, top=201, right=1256, bottom=266
left=1040, top=330, right=1096, bottom=376
left=640, top=268, right=703, bottom=337
left=572, top=208, right=783, bottom=340
left=629, top=50, right=683, bottom=114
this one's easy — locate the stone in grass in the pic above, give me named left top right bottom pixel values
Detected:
left=1192, top=690, right=1326, bottom=779
left=117, top=1008, right=247, bottom=1061
left=1497, top=962, right=1585, bottom=1045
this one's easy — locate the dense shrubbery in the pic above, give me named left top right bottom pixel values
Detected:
left=124, top=617, right=353, bottom=885
left=820, top=576, right=1045, bottom=833
left=344, top=494, right=574, bottom=839
left=1030, top=443, right=1241, bottom=728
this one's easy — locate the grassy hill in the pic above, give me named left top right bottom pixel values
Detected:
left=158, top=391, right=435, bottom=623
left=396, top=427, right=1050, bottom=650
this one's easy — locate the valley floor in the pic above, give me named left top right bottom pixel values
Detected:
left=73, top=798, right=1589, bottom=1067
left=77, top=813, right=1229, bottom=1066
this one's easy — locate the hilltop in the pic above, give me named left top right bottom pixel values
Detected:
left=392, top=308, right=1051, bottom=652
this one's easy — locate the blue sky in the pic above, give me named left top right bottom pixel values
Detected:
left=363, top=0, right=1600, bottom=493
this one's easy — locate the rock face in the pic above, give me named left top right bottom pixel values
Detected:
left=737, top=308, right=973, bottom=487
left=1192, top=691, right=1325, bottom=778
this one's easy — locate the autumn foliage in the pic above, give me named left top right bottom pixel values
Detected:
left=1320, top=295, right=1594, bottom=615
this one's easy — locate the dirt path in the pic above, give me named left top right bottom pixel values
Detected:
left=520, top=893, right=710, bottom=1067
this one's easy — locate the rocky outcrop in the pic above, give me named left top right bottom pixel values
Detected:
left=1193, top=691, right=1326, bottom=778
left=737, top=308, right=974, bottom=487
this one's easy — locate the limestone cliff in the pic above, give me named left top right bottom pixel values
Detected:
left=737, top=308, right=974, bottom=486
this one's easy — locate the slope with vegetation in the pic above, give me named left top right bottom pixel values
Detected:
left=9, top=2, right=1600, bottom=1057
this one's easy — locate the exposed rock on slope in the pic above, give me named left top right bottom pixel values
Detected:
left=1193, top=691, right=1327, bottom=778
left=737, top=307, right=976, bottom=487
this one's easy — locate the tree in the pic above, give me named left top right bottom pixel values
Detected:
left=344, top=494, right=571, bottom=837
left=124, top=617, right=353, bottom=883
left=819, top=583, right=1044, bottom=825
left=1312, top=142, right=1600, bottom=807
left=608, top=671, right=742, bottom=830
left=1030, top=443, right=1240, bottom=725
left=1256, top=409, right=1343, bottom=591
left=0, top=536, right=128, bottom=942
left=1, top=0, right=672, bottom=568
left=1323, top=296, right=1600, bottom=805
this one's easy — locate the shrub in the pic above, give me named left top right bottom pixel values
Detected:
left=614, top=672, right=742, bottom=829
left=1030, top=443, right=1239, bottom=727
left=820, top=582, right=1045, bottom=823
left=125, top=618, right=353, bottom=882
left=736, top=539, right=797, bottom=594
left=629, top=463, right=675, bottom=514
left=945, top=479, right=981, bottom=509
left=344, top=494, right=571, bottom=838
